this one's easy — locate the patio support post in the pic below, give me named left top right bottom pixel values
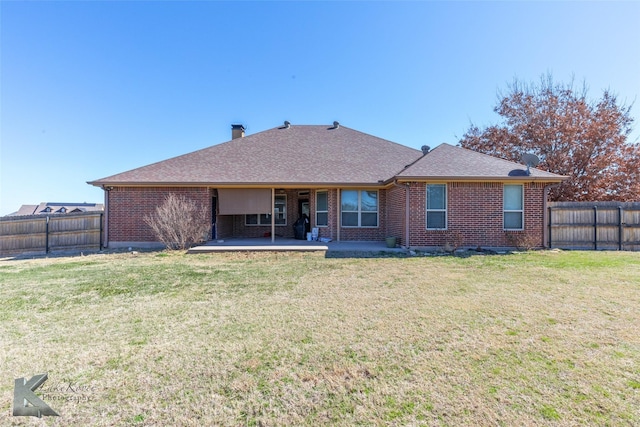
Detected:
left=271, top=188, right=275, bottom=243
left=336, top=189, right=341, bottom=242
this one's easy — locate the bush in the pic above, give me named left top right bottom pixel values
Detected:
left=505, top=231, right=541, bottom=251
left=443, top=229, right=464, bottom=253
left=143, top=194, right=211, bottom=250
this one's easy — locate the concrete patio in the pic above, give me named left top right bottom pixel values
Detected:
left=187, top=237, right=406, bottom=255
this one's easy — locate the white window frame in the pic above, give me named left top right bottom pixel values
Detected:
left=426, top=183, right=447, bottom=230
left=340, top=190, right=379, bottom=228
left=315, top=190, right=328, bottom=227
left=503, top=184, right=524, bottom=230
left=245, top=194, right=287, bottom=226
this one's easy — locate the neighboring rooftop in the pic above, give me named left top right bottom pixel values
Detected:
left=8, top=202, right=104, bottom=216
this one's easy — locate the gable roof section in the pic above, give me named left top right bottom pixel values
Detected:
left=8, top=203, right=104, bottom=216
left=89, top=125, right=422, bottom=187
left=397, top=143, right=566, bottom=182
left=14, top=205, right=39, bottom=216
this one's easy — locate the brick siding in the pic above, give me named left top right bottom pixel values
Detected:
left=107, top=187, right=211, bottom=243
left=408, top=181, right=546, bottom=248
left=385, top=184, right=407, bottom=245
left=108, top=183, right=547, bottom=248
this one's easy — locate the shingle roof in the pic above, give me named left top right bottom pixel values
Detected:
left=89, top=125, right=422, bottom=186
left=8, top=203, right=104, bottom=216
left=14, top=205, right=38, bottom=216
left=88, top=125, right=566, bottom=187
left=398, top=143, right=566, bottom=181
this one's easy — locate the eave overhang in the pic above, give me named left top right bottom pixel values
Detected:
left=87, top=181, right=388, bottom=189
left=388, top=175, right=568, bottom=184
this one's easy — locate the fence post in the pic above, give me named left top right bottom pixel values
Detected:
left=593, top=206, right=598, bottom=250
left=45, top=216, right=50, bottom=254
left=548, top=206, right=553, bottom=249
left=99, top=212, right=104, bottom=251
left=618, top=206, right=624, bottom=251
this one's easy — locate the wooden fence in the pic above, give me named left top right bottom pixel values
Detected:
left=0, top=212, right=103, bottom=256
left=3, top=203, right=639, bottom=255
left=548, top=202, right=640, bottom=251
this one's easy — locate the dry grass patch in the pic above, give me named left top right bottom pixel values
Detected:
left=1, top=250, right=639, bottom=426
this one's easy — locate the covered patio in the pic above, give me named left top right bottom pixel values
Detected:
left=187, top=237, right=404, bottom=255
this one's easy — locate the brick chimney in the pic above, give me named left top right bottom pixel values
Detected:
left=231, top=124, right=245, bottom=139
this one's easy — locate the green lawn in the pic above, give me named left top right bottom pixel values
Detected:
left=1, top=250, right=639, bottom=426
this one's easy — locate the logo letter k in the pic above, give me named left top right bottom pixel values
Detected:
left=13, top=374, right=59, bottom=417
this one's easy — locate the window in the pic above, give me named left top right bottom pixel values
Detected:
left=341, top=190, right=378, bottom=227
left=504, top=185, right=524, bottom=230
left=316, top=191, right=328, bottom=227
left=246, top=195, right=287, bottom=226
left=426, top=184, right=447, bottom=229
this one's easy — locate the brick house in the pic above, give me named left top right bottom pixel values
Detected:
left=88, top=122, right=566, bottom=249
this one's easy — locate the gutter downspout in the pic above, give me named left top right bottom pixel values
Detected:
left=382, top=148, right=429, bottom=249
left=103, top=186, right=110, bottom=248
left=392, top=180, right=411, bottom=248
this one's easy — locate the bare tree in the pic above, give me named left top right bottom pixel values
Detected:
left=144, top=193, right=211, bottom=250
left=460, top=74, right=640, bottom=201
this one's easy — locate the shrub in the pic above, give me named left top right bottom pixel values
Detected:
left=505, top=231, right=541, bottom=251
left=143, top=194, right=211, bottom=250
left=443, top=229, right=464, bottom=253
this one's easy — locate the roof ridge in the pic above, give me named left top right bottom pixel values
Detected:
left=89, top=124, right=422, bottom=186
left=438, top=143, right=554, bottom=173
left=422, top=142, right=553, bottom=173
left=398, top=142, right=566, bottom=180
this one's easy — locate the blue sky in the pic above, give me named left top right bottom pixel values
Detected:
left=1, top=1, right=639, bottom=215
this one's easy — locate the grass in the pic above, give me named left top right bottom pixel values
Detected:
left=1, top=250, right=639, bottom=426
